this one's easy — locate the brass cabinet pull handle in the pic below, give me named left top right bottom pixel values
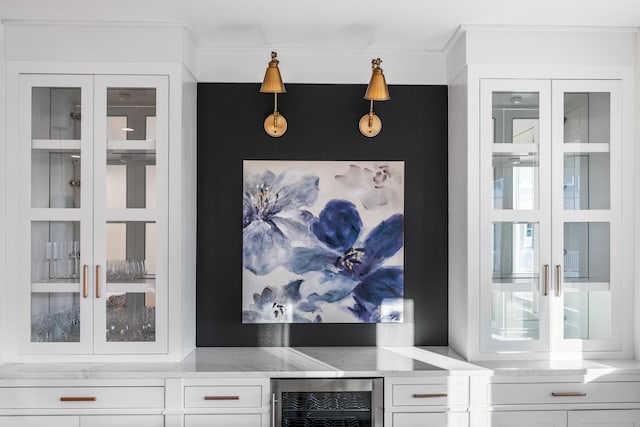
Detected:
left=543, top=264, right=549, bottom=296
left=60, top=397, right=97, bottom=402
left=82, top=264, right=88, bottom=298
left=551, top=392, right=586, bottom=397
left=555, top=264, right=562, bottom=297
left=412, top=393, right=448, bottom=398
left=95, top=265, right=100, bottom=299
left=204, top=395, right=240, bottom=400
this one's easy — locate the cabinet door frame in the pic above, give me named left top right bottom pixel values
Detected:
left=549, top=79, right=624, bottom=353
left=479, top=78, right=628, bottom=356
left=92, top=74, right=169, bottom=354
left=479, top=78, right=553, bottom=354
left=18, top=74, right=96, bottom=355
left=14, top=73, right=169, bottom=356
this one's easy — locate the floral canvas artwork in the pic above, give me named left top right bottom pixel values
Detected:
left=242, top=160, right=404, bottom=324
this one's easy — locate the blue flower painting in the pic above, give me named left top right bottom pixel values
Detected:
left=242, top=160, right=404, bottom=324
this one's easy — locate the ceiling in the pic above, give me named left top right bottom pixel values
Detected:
left=1, top=0, right=639, bottom=51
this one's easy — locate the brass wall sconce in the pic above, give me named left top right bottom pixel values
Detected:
left=359, top=58, right=390, bottom=137
left=260, top=51, right=287, bottom=137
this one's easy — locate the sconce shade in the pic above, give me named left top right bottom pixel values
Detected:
left=260, top=52, right=286, bottom=94
left=364, top=59, right=390, bottom=101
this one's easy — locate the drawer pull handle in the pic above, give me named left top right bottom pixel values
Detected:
left=551, top=392, right=587, bottom=397
left=60, top=397, right=97, bottom=402
left=413, top=393, right=448, bottom=398
left=204, top=395, right=240, bottom=400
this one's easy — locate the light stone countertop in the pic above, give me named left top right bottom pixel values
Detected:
left=0, top=346, right=487, bottom=380
left=1, top=347, right=639, bottom=381
left=475, top=358, right=640, bottom=378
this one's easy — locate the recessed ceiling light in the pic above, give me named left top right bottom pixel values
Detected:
left=121, top=127, right=135, bottom=132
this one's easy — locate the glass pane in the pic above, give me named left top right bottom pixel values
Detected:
left=31, top=221, right=81, bottom=343
left=32, top=87, right=81, bottom=140
left=107, top=116, right=128, bottom=140
left=106, top=292, right=155, bottom=342
left=563, top=153, right=610, bottom=210
left=564, top=291, right=610, bottom=340
left=493, top=153, right=538, bottom=209
left=564, top=92, right=610, bottom=144
left=105, top=88, right=157, bottom=209
left=32, top=151, right=81, bottom=208
left=492, top=92, right=540, bottom=144
left=31, top=293, right=80, bottom=342
left=106, top=88, right=156, bottom=141
left=491, top=222, right=540, bottom=340
left=105, top=221, right=156, bottom=342
left=492, top=290, right=540, bottom=340
left=563, top=222, right=610, bottom=282
left=493, top=222, right=539, bottom=281
left=32, top=221, right=81, bottom=282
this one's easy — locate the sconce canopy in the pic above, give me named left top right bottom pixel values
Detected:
left=260, top=52, right=286, bottom=94
left=364, top=58, right=390, bottom=101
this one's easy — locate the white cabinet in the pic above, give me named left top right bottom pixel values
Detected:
left=569, top=410, right=640, bottom=426
left=0, top=380, right=165, bottom=427
left=15, top=74, right=168, bottom=356
left=384, top=376, right=469, bottom=427
left=0, top=416, right=78, bottom=427
left=479, top=78, right=626, bottom=356
left=184, top=414, right=263, bottom=427
left=181, top=378, right=270, bottom=427
left=489, top=410, right=640, bottom=427
left=471, top=374, right=640, bottom=427
left=490, top=411, right=566, bottom=427
left=0, top=415, right=164, bottom=427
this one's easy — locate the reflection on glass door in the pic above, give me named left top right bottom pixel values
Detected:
left=492, top=222, right=540, bottom=340
left=93, top=75, right=167, bottom=353
left=552, top=80, right=620, bottom=351
left=31, top=221, right=82, bottom=343
left=105, top=221, right=156, bottom=342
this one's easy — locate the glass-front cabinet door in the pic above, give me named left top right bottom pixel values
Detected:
left=19, top=74, right=167, bottom=355
left=480, top=78, right=622, bottom=355
left=93, top=75, right=168, bottom=354
left=550, top=80, right=622, bottom=352
left=21, top=75, right=94, bottom=354
left=480, top=79, right=552, bottom=353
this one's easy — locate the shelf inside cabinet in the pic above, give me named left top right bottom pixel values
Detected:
left=106, top=278, right=156, bottom=294
left=32, top=281, right=80, bottom=293
left=32, top=139, right=81, bottom=150
left=107, top=139, right=156, bottom=151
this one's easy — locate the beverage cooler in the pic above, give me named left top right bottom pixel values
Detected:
left=271, top=378, right=383, bottom=427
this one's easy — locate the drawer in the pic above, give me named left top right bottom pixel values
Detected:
left=490, top=382, right=640, bottom=405
left=184, top=414, right=262, bottom=427
left=393, top=383, right=449, bottom=406
left=0, top=387, right=165, bottom=409
left=184, top=385, right=263, bottom=408
left=0, top=416, right=78, bottom=427
left=392, top=412, right=447, bottom=426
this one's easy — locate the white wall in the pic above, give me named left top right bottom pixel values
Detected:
left=197, top=47, right=447, bottom=85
